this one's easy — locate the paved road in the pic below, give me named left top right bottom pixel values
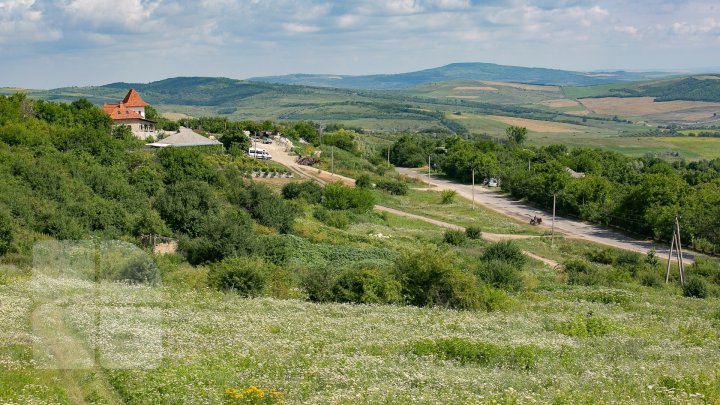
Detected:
left=396, top=167, right=696, bottom=264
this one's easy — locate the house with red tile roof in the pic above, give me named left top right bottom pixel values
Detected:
left=102, top=89, right=157, bottom=139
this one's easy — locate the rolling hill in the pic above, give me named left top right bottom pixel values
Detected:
left=250, top=62, right=674, bottom=89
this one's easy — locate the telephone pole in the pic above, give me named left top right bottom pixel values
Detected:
left=550, top=193, right=557, bottom=247
left=428, top=155, right=431, bottom=179
left=665, top=215, right=686, bottom=285
left=471, top=168, right=475, bottom=210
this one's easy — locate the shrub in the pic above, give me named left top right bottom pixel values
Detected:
left=645, top=247, right=659, bottom=266
left=556, top=312, right=614, bottom=337
left=116, top=255, right=160, bottom=285
left=683, top=276, right=708, bottom=298
left=394, top=247, right=482, bottom=310
left=481, top=240, right=527, bottom=269
left=639, top=270, right=663, bottom=287
left=375, top=179, right=408, bottom=195
left=564, top=259, right=603, bottom=286
left=0, top=208, right=12, bottom=256
left=300, top=266, right=338, bottom=303
left=477, top=259, right=523, bottom=292
left=443, top=229, right=467, bottom=246
left=322, top=182, right=375, bottom=212
left=331, top=267, right=402, bottom=304
left=313, top=206, right=350, bottom=229
left=208, top=257, right=268, bottom=297
left=465, top=226, right=482, bottom=240
left=440, top=190, right=457, bottom=204
left=586, top=248, right=615, bottom=265
left=409, top=337, right=541, bottom=369
left=616, top=250, right=641, bottom=267
left=354, top=174, right=372, bottom=189
left=281, top=181, right=323, bottom=203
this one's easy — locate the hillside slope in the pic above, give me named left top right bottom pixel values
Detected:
left=251, top=62, right=672, bottom=89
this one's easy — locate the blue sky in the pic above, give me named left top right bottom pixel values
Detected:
left=1, top=0, right=719, bottom=88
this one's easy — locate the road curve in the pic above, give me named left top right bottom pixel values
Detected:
left=396, top=167, right=696, bottom=264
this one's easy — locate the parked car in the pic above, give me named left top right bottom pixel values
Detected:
left=488, top=178, right=498, bottom=187
left=248, top=147, right=272, bottom=160
left=262, top=138, right=272, bottom=144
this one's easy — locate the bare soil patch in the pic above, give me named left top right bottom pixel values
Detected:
left=486, top=115, right=584, bottom=133
left=578, top=97, right=720, bottom=116
left=453, top=86, right=498, bottom=92
left=540, top=99, right=581, bottom=108
left=480, top=81, right=560, bottom=91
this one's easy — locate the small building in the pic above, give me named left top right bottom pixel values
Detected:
left=102, top=89, right=157, bottom=139
left=146, top=126, right=222, bottom=148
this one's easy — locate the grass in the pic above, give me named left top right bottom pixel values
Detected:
left=529, top=135, right=720, bottom=160
left=372, top=188, right=541, bottom=235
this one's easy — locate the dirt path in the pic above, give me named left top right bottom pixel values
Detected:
left=265, top=141, right=559, bottom=267
left=375, top=206, right=558, bottom=268
left=396, top=168, right=696, bottom=264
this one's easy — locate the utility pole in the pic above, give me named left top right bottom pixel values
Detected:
left=428, top=155, right=431, bottom=179
left=665, top=215, right=686, bottom=285
left=331, top=146, right=334, bottom=176
left=550, top=193, right=557, bottom=247
left=471, top=168, right=475, bottom=210
left=387, top=145, right=390, bottom=165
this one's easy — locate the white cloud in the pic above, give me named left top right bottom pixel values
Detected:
left=0, top=0, right=61, bottom=43
left=282, top=22, right=321, bottom=33
left=615, top=25, right=639, bottom=35
left=60, top=0, right=161, bottom=31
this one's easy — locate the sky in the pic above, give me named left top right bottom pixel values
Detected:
left=1, top=0, right=719, bottom=88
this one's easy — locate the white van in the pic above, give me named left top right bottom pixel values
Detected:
left=248, top=147, right=272, bottom=160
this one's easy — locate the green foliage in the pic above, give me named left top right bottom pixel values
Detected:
left=440, top=190, right=457, bottom=204
left=394, top=247, right=482, bottom=310
left=227, top=178, right=297, bottom=233
left=0, top=208, right=12, bottom=256
left=157, top=147, right=218, bottom=184
left=313, top=206, right=350, bottom=229
left=116, top=255, right=160, bottom=285
left=477, top=260, right=523, bottom=292
left=556, top=313, right=614, bottom=337
left=563, top=259, right=603, bottom=286
left=208, top=257, right=268, bottom=297
left=465, top=226, right=482, bottom=240
left=410, top=337, right=541, bottom=369
left=375, top=179, right=408, bottom=195
left=389, top=135, right=435, bottom=167
left=481, top=240, right=527, bottom=269
left=281, top=181, right=323, bottom=203
left=300, top=266, right=338, bottom=303
left=506, top=125, right=528, bottom=145
left=683, top=277, right=709, bottom=298
left=181, top=208, right=256, bottom=265
left=321, top=182, right=375, bottom=212
left=330, top=266, right=402, bottom=304
left=155, top=181, right=219, bottom=237
left=354, top=174, right=372, bottom=189
left=442, top=229, right=467, bottom=246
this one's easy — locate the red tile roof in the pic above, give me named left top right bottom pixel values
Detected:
left=102, top=103, right=154, bottom=122
left=121, top=88, right=149, bottom=107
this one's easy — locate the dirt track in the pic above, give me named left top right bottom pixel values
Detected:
left=396, top=168, right=696, bottom=264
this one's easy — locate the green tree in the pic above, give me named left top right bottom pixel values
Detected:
left=506, top=126, right=528, bottom=146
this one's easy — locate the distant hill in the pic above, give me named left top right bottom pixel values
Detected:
left=564, top=75, right=720, bottom=102
left=250, top=62, right=674, bottom=89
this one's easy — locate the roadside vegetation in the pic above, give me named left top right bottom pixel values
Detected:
left=1, top=94, right=720, bottom=403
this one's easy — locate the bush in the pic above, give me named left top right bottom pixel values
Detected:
left=443, top=229, right=467, bottom=246
left=281, top=181, right=323, bottom=204
left=639, top=269, right=663, bottom=287
left=375, top=179, right=408, bottom=195
left=394, top=247, right=482, bottom=310
left=0, top=209, right=12, bottom=256
left=313, top=206, right=350, bottom=229
left=331, top=267, right=402, bottom=304
left=556, top=313, right=614, bottom=337
left=564, top=258, right=603, bottom=286
left=440, top=190, right=457, bottom=204
left=465, top=226, right=482, bottom=240
left=208, top=257, right=268, bottom=297
left=354, top=174, right=372, bottom=189
left=300, top=266, right=338, bottom=303
left=683, top=277, right=708, bottom=298
left=477, top=259, right=523, bottom=292
left=586, top=248, right=615, bottom=265
left=616, top=250, right=641, bottom=267
left=481, top=240, right=527, bottom=269
left=322, top=182, right=375, bottom=212
left=116, top=255, right=160, bottom=285
left=409, top=337, right=541, bottom=369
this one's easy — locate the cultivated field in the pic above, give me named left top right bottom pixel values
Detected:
left=579, top=97, right=720, bottom=122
